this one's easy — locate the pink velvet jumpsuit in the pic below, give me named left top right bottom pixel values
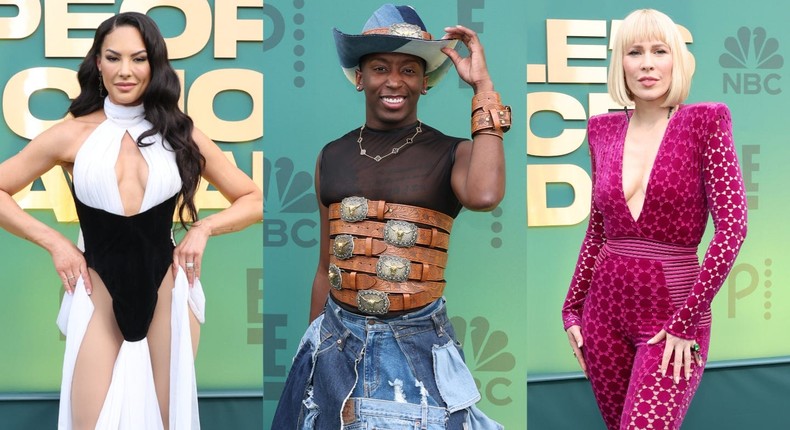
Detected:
left=562, top=103, right=748, bottom=430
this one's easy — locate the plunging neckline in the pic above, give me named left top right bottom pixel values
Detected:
left=619, top=106, right=679, bottom=224
left=73, top=98, right=159, bottom=217
left=104, top=99, right=151, bottom=216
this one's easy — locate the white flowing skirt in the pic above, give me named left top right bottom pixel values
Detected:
left=55, top=267, right=206, bottom=430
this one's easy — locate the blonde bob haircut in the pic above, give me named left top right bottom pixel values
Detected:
left=608, top=9, right=695, bottom=107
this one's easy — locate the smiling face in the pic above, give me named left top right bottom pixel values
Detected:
left=96, top=25, right=151, bottom=107
left=622, top=40, right=674, bottom=105
left=355, top=52, right=429, bottom=130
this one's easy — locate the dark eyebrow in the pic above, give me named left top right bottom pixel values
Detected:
left=104, top=48, right=148, bottom=56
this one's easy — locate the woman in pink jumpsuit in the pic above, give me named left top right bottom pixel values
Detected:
left=562, top=9, right=748, bottom=430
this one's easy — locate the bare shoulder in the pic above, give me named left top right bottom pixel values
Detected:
left=33, top=110, right=104, bottom=163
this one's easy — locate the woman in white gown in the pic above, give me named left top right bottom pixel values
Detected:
left=0, top=12, right=262, bottom=429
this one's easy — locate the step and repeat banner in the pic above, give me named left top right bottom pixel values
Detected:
left=0, top=1, right=263, bottom=393
left=264, top=0, right=787, bottom=427
left=525, top=0, right=790, bottom=379
left=262, top=0, right=527, bottom=427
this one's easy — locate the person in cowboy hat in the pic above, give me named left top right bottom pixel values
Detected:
left=272, top=4, right=510, bottom=429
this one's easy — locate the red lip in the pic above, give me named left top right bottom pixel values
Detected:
left=638, top=77, right=658, bottom=82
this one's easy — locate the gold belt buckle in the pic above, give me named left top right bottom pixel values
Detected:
left=333, top=234, right=354, bottom=260
left=339, top=196, right=368, bottom=222
left=357, top=290, right=390, bottom=314
left=376, top=255, right=411, bottom=282
left=383, top=220, right=418, bottom=248
left=328, top=263, right=343, bottom=290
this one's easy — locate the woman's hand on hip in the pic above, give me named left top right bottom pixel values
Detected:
left=173, top=222, right=211, bottom=286
left=648, top=329, right=703, bottom=383
left=49, top=239, right=90, bottom=295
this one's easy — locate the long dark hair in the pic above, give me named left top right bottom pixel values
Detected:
left=69, top=12, right=205, bottom=227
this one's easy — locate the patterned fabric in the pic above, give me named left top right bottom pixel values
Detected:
left=561, top=103, right=747, bottom=429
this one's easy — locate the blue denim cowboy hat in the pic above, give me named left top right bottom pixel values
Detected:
left=333, top=4, right=458, bottom=89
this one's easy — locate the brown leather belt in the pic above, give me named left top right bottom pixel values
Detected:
left=331, top=288, right=443, bottom=313
left=329, top=220, right=450, bottom=250
left=329, top=199, right=453, bottom=233
left=335, top=271, right=445, bottom=294
left=329, top=237, right=448, bottom=267
left=327, top=197, right=453, bottom=314
left=330, top=255, right=445, bottom=282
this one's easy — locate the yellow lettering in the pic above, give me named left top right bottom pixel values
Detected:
left=588, top=92, right=620, bottom=117
left=13, top=166, right=77, bottom=222
left=44, top=0, right=114, bottom=58
left=526, top=164, right=591, bottom=227
left=121, top=0, right=212, bottom=59
left=527, top=92, right=586, bottom=157
left=0, top=0, right=41, bottom=39
left=3, top=67, right=79, bottom=140
left=214, top=0, right=263, bottom=58
left=187, top=69, right=263, bottom=142
left=547, top=19, right=607, bottom=84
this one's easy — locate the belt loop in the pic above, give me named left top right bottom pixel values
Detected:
left=432, top=313, right=445, bottom=337
left=421, top=401, right=428, bottom=429
left=376, top=200, right=386, bottom=220
left=429, top=228, right=438, bottom=248
left=420, top=263, right=429, bottom=282
left=364, top=237, right=373, bottom=256
left=349, top=272, right=357, bottom=290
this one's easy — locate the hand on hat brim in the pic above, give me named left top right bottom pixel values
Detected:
left=441, top=25, right=494, bottom=92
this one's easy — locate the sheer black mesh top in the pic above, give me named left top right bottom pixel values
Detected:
left=319, top=122, right=464, bottom=218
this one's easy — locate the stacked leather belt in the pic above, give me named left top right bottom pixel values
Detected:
left=327, top=196, right=452, bottom=315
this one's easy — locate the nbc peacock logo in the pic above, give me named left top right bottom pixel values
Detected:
left=720, top=27, right=783, bottom=95
left=451, top=316, right=516, bottom=406
left=263, top=157, right=318, bottom=248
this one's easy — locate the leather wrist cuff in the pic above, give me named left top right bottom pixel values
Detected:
left=471, top=91, right=511, bottom=138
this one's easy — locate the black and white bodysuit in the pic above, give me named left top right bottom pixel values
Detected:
left=55, top=98, right=206, bottom=430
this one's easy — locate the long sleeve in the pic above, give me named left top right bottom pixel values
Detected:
left=562, top=121, right=606, bottom=330
left=663, top=104, right=748, bottom=339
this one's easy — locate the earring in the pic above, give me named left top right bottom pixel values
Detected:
left=356, top=84, right=363, bottom=91
left=98, top=73, right=104, bottom=98
left=623, top=106, right=630, bottom=123
left=421, top=89, right=427, bottom=95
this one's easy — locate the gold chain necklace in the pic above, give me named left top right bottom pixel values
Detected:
left=357, top=121, right=422, bottom=162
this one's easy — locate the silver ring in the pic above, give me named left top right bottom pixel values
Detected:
left=67, top=276, right=76, bottom=280
left=185, top=262, right=195, bottom=269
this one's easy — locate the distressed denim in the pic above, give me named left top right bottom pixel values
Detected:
left=271, top=297, right=503, bottom=429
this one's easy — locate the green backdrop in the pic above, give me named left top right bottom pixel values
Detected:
left=265, top=0, right=788, bottom=429
left=525, top=0, right=789, bottom=373
left=525, top=0, right=790, bottom=428
left=262, top=0, right=527, bottom=428
left=0, top=0, right=263, bottom=399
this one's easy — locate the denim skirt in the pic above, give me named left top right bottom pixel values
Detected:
left=271, top=296, right=503, bottom=429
